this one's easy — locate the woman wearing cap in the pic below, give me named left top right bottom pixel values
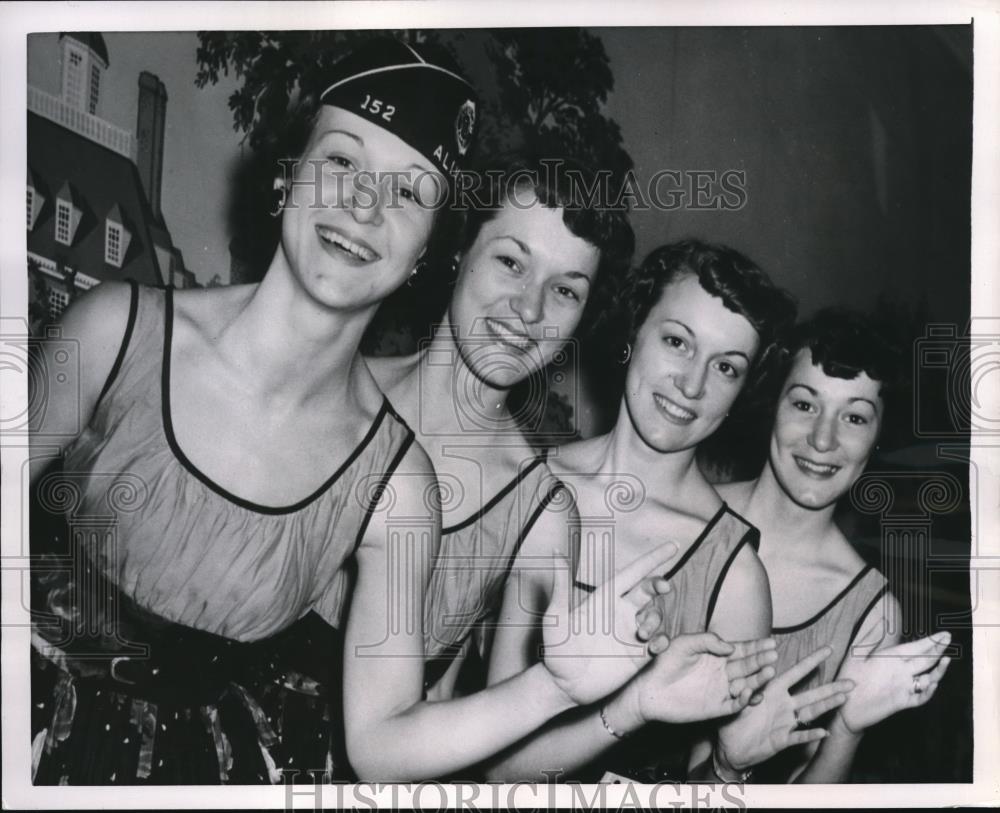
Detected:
left=366, top=155, right=776, bottom=728
left=28, top=38, right=682, bottom=785
left=688, top=309, right=952, bottom=783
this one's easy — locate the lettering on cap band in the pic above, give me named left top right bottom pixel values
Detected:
left=318, top=38, right=479, bottom=177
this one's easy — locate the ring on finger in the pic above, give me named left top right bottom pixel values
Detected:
left=793, top=708, right=801, bottom=727
left=913, top=676, right=924, bottom=695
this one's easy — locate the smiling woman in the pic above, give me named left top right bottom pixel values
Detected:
left=27, top=35, right=477, bottom=785
left=274, top=106, right=440, bottom=310
left=366, top=152, right=636, bottom=699
left=709, top=309, right=952, bottom=784
left=482, top=238, right=800, bottom=781
left=27, top=36, right=741, bottom=787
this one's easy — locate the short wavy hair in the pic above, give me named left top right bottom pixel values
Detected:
left=455, top=151, right=636, bottom=339
left=621, top=239, right=798, bottom=376
left=783, top=307, right=904, bottom=399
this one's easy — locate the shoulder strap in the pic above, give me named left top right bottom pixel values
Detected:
left=704, top=509, right=760, bottom=628
left=352, top=424, right=416, bottom=554
left=93, top=279, right=139, bottom=410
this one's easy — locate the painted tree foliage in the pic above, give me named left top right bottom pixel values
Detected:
left=480, top=29, right=632, bottom=181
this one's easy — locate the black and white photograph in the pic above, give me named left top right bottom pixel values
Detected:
left=1, top=1, right=997, bottom=809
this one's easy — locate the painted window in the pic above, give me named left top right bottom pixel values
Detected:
left=55, top=200, right=72, bottom=245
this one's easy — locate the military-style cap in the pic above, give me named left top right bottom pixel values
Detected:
left=320, top=38, right=479, bottom=177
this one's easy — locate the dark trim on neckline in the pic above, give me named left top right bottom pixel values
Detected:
left=662, top=502, right=730, bottom=581
left=572, top=502, right=733, bottom=592
left=772, top=565, right=875, bottom=634
left=159, top=286, right=391, bottom=515
left=441, top=454, right=547, bottom=535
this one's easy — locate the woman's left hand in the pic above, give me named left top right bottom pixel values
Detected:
left=715, top=646, right=855, bottom=773
left=836, top=631, right=952, bottom=734
left=628, top=633, right=778, bottom=725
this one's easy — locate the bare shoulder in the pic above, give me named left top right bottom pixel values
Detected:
left=726, top=537, right=769, bottom=591
left=43, top=280, right=137, bottom=393
left=29, top=281, right=139, bottom=454
left=712, top=540, right=773, bottom=638
left=358, top=434, right=439, bottom=554
left=54, top=279, right=135, bottom=352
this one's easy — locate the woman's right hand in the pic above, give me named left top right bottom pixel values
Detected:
left=715, top=646, right=855, bottom=773
left=622, top=633, right=779, bottom=726
left=540, top=541, right=678, bottom=707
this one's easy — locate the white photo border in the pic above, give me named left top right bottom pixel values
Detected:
left=2, top=0, right=997, bottom=809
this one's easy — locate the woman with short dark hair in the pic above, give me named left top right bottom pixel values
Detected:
left=703, top=308, right=951, bottom=782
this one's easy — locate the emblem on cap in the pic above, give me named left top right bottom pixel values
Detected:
left=455, top=99, right=477, bottom=157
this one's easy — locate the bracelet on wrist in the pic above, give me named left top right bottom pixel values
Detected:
left=712, top=748, right=753, bottom=783
left=599, top=704, right=630, bottom=740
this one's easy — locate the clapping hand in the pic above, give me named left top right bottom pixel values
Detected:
left=541, top=542, right=678, bottom=707
left=622, top=633, right=778, bottom=725
left=715, top=646, right=855, bottom=773
left=837, top=632, right=951, bottom=734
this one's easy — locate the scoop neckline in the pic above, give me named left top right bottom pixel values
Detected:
left=662, top=502, right=731, bottom=581
left=441, top=453, right=547, bottom=535
left=771, top=565, right=875, bottom=634
left=574, top=501, right=733, bottom=590
left=159, top=286, right=390, bottom=515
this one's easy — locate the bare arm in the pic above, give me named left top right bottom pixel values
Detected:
left=342, top=449, right=678, bottom=780
left=487, top=534, right=775, bottom=781
left=688, top=544, right=773, bottom=777
left=29, top=281, right=134, bottom=485
left=482, top=500, right=623, bottom=781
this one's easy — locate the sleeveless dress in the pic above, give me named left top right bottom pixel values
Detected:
left=573, top=503, right=761, bottom=782
left=30, top=282, right=415, bottom=784
left=755, top=564, right=888, bottom=781
left=422, top=452, right=566, bottom=695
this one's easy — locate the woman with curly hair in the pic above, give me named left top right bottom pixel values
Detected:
left=367, top=160, right=776, bottom=737
left=28, top=38, right=689, bottom=786
left=697, top=309, right=952, bottom=783
left=482, top=238, right=852, bottom=781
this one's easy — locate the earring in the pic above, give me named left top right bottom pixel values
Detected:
left=407, top=260, right=429, bottom=287
left=619, top=343, right=632, bottom=365
left=269, top=182, right=286, bottom=218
